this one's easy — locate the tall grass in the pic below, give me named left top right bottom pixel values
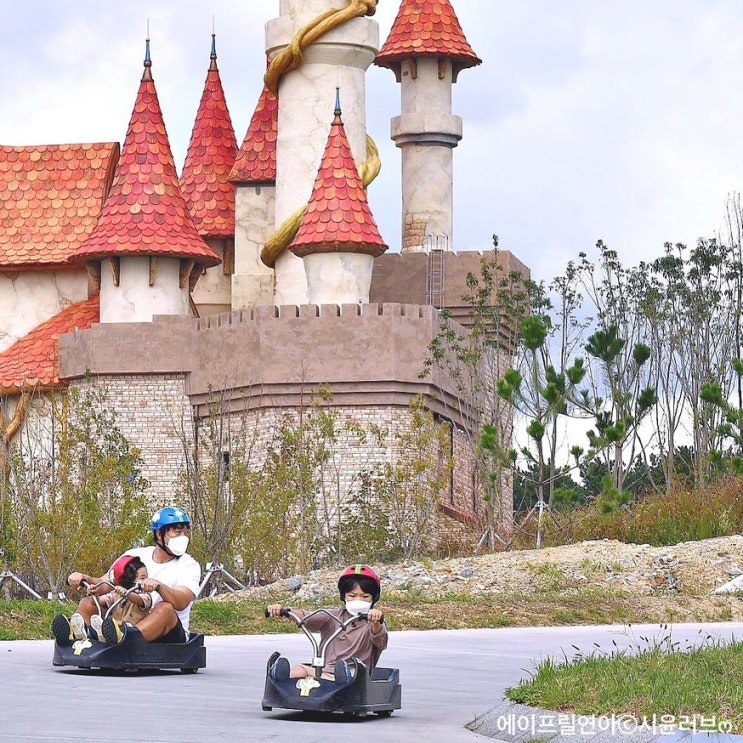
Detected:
left=516, top=476, right=743, bottom=548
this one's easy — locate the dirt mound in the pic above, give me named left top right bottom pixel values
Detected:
left=219, top=535, right=743, bottom=607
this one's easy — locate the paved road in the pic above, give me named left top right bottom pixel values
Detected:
left=2, top=622, right=741, bottom=742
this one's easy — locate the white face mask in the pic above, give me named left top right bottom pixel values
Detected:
left=345, top=599, right=372, bottom=616
left=167, top=535, right=189, bottom=557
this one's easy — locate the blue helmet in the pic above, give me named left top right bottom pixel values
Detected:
left=151, top=507, right=191, bottom=534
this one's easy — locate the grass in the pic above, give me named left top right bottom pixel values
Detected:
left=506, top=625, right=743, bottom=733
left=2, top=586, right=739, bottom=640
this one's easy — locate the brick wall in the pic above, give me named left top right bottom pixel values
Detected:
left=72, top=373, right=193, bottom=505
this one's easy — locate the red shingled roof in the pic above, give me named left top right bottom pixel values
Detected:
left=376, top=0, right=481, bottom=77
left=73, top=44, right=220, bottom=268
left=180, top=36, right=237, bottom=238
left=290, top=98, right=387, bottom=259
left=0, top=143, right=118, bottom=269
left=229, top=83, right=277, bottom=184
left=0, top=295, right=99, bottom=394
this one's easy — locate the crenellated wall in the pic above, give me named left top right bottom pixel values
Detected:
left=60, top=301, right=479, bottom=430
left=58, top=299, right=500, bottom=535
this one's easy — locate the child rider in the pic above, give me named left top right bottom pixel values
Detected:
left=70, top=554, right=159, bottom=642
left=267, top=564, right=387, bottom=684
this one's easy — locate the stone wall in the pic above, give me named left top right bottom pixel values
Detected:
left=59, top=298, right=513, bottom=537
left=197, top=400, right=469, bottom=551
left=72, top=373, right=193, bottom=505
left=0, top=269, right=89, bottom=354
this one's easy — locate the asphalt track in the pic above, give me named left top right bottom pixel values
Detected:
left=2, top=622, right=741, bottom=742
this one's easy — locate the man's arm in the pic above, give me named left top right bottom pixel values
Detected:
left=67, top=571, right=109, bottom=591
left=143, top=580, right=194, bottom=611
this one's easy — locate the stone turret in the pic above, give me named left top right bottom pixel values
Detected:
left=229, top=60, right=278, bottom=310
left=290, top=91, right=387, bottom=305
left=375, top=0, right=481, bottom=253
left=264, top=0, right=380, bottom=306
left=72, top=40, right=220, bottom=323
left=180, top=34, right=238, bottom=316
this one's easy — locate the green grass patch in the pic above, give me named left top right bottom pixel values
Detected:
left=1, top=588, right=738, bottom=640
left=507, top=627, right=743, bottom=733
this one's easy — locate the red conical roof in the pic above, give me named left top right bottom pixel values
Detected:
left=180, top=35, right=237, bottom=238
left=229, top=80, right=278, bottom=184
left=376, top=0, right=481, bottom=78
left=290, top=93, right=387, bottom=259
left=0, top=295, right=99, bottom=394
left=73, top=41, right=220, bottom=268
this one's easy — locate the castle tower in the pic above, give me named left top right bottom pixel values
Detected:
left=229, top=62, right=278, bottom=310
left=72, top=40, right=220, bottom=323
left=180, top=34, right=238, bottom=316
left=375, top=0, right=481, bottom=253
left=265, top=0, right=380, bottom=306
left=291, top=91, right=387, bottom=305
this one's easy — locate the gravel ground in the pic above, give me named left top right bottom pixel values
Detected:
left=221, top=535, right=743, bottom=612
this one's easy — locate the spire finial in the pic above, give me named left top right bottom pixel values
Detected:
left=142, top=31, right=153, bottom=82
left=209, top=27, right=218, bottom=71
left=333, top=87, right=342, bottom=124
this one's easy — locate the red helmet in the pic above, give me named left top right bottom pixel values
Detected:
left=338, top=564, right=381, bottom=604
left=109, top=555, right=136, bottom=587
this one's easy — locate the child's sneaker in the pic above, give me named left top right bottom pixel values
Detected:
left=90, top=614, right=105, bottom=642
left=102, top=616, right=126, bottom=645
left=51, top=614, right=73, bottom=645
left=69, top=612, right=87, bottom=641
left=333, top=659, right=353, bottom=684
left=270, top=657, right=290, bottom=681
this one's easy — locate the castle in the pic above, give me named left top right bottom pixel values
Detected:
left=0, top=1, right=527, bottom=545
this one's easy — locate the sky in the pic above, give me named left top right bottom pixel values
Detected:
left=3, top=1, right=743, bottom=285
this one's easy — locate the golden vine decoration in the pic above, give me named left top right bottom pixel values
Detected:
left=260, top=0, right=381, bottom=269
left=0, top=389, right=31, bottom=473
left=264, top=0, right=378, bottom=96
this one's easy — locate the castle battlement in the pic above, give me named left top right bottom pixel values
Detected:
left=193, top=301, right=438, bottom=331
left=59, top=301, right=479, bottom=429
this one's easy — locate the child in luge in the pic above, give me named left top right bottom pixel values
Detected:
left=267, top=564, right=387, bottom=683
left=67, top=555, right=160, bottom=642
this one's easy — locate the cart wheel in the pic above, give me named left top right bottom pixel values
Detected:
left=262, top=705, right=272, bottom=711
left=375, top=710, right=393, bottom=718
left=180, top=667, right=199, bottom=674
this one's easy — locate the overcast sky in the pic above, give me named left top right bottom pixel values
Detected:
left=2, top=1, right=743, bottom=284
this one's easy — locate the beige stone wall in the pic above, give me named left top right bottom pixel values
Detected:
left=72, top=373, right=194, bottom=505
left=0, top=269, right=89, bottom=354
left=209, top=401, right=479, bottom=548
left=59, top=294, right=515, bottom=542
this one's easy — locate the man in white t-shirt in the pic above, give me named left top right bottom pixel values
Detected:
left=65, top=507, right=201, bottom=644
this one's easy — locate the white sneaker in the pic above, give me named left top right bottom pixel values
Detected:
left=70, top=612, right=87, bottom=641
left=90, top=614, right=105, bottom=642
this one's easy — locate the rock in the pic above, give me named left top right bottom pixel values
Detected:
left=713, top=573, right=743, bottom=594
left=286, top=576, right=303, bottom=591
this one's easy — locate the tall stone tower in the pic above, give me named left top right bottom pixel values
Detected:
left=375, top=0, right=481, bottom=253
left=264, top=0, right=381, bottom=305
left=229, top=63, right=278, bottom=311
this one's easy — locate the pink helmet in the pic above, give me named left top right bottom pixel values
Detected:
left=337, top=564, right=381, bottom=604
left=109, top=555, right=136, bottom=587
